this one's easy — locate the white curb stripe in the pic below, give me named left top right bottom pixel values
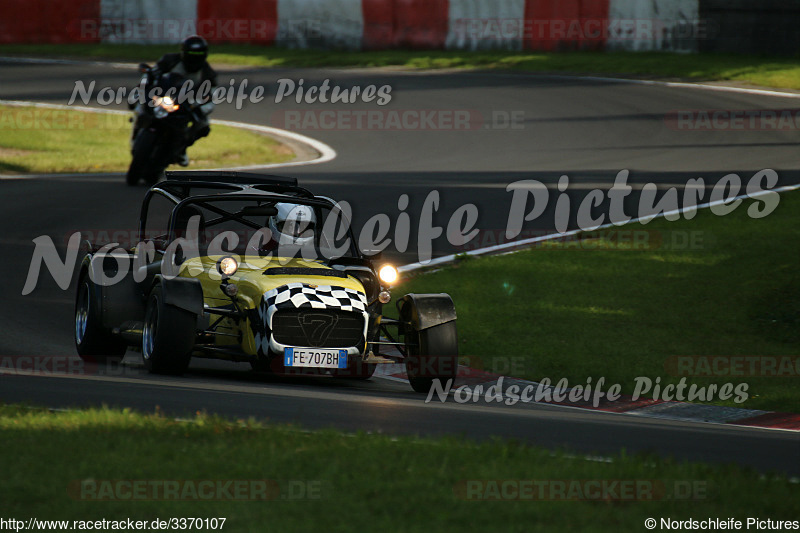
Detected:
left=0, top=99, right=337, bottom=179
left=0, top=56, right=138, bottom=69
left=208, top=118, right=336, bottom=169
left=542, top=73, right=800, bottom=100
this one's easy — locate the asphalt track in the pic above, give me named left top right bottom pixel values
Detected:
left=1, top=59, right=798, bottom=475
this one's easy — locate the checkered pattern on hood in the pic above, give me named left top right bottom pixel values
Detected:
left=253, top=283, right=368, bottom=355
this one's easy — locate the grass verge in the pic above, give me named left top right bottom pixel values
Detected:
left=1, top=403, right=797, bottom=532
left=0, top=104, right=293, bottom=174
left=393, top=191, right=800, bottom=413
left=4, top=44, right=800, bottom=90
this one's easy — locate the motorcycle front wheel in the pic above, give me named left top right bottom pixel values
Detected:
left=126, top=129, right=162, bottom=186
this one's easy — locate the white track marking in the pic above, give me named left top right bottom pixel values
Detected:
left=8, top=370, right=796, bottom=433
left=5, top=54, right=800, bottom=99
left=399, top=182, right=800, bottom=272
left=545, top=74, right=800, bottom=100
left=0, top=56, right=137, bottom=69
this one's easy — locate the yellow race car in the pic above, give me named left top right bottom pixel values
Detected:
left=74, top=171, right=458, bottom=393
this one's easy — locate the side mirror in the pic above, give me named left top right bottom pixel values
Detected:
left=138, top=63, right=151, bottom=73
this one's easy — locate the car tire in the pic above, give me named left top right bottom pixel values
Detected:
left=142, top=284, right=194, bottom=375
left=74, top=275, right=127, bottom=363
left=405, top=321, right=458, bottom=394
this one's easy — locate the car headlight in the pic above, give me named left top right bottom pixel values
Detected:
left=217, top=256, right=239, bottom=277
left=378, top=264, right=398, bottom=285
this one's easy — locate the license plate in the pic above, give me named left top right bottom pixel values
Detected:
left=284, top=348, right=348, bottom=369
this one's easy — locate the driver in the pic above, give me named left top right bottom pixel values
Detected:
left=266, top=203, right=317, bottom=252
left=148, top=35, right=217, bottom=166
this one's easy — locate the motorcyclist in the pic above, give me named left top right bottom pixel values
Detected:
left=131, top=35, right=217, bottom=166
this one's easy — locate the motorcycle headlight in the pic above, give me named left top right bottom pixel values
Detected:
left=152, top=95, right=179, bottom=114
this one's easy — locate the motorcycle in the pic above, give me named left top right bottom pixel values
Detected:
left=126, top=64, right=198, bottom=186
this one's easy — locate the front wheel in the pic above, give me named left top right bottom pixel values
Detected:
left=142, top=284, right=194, bottom=375
left=405, top=321, right=458, bottom=394
left=74, top=275, right=127, bottom=362
left=126, top=129, right=161, bottom=186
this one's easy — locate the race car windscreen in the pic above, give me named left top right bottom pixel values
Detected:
left=170, top=197, right=359, bottom=261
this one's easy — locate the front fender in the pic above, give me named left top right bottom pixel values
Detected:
left=398, top=293, right=457, bottom=331
left=80, top=252, right=146, bottom=330
left=155, top=276, right=204, bottom=316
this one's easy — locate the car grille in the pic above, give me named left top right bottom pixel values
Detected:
left=272, top=310, right=364, bottom=348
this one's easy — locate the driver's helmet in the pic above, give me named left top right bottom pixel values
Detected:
left=269, top=203, right=316, bottom=247
left=181, top=35, right=208, bottom=74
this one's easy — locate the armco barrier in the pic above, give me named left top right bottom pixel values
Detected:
left=393, top=0, right=449, bottom=49
left=607, top=0, right=699, bottom=52
left=276, top=0, right=363, bottom=50
left=5, top=0, right=800, bottom=55
left=699, top=0, right=800, bottom=56
left=0, top=0, right=100, bottom=44
left=524, top=0, right=609, bottom=51
left=362, top=0, right=395, bottom=50
left=446, top=0, right=526, bottom=51
left=197, top=0, right=277, bottom=45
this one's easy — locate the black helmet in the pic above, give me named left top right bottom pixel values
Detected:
left=181, top=35, right=208, bottom=74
